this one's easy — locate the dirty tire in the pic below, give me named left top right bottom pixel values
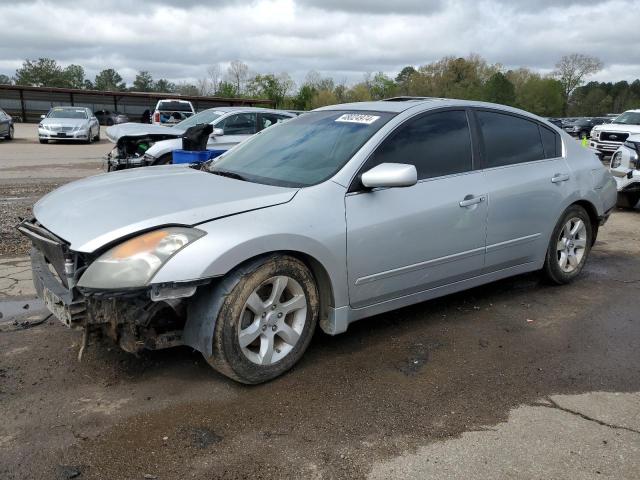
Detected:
left=542, top=204, right=592, bottom=285
left=206, top=255, right=319, bottom=384
left=617, top=192, right=639, bottom=209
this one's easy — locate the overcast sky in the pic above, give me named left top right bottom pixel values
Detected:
left=0, top=0, right=638, bottom=87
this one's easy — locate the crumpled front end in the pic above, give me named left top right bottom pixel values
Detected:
left=17, top=218, right=203, bottom=357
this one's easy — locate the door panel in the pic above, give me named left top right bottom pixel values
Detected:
left=346, top=172, right=487, bottom=308
left=473, top=109, right=571, bottom=271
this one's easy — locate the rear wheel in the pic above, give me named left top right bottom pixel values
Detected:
left=205, top=255, right=319, bottom=384
left=617, top=192, right=640, bottom=209
left=542, top=205, right=592, bottom=285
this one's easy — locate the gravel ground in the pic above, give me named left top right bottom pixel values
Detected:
left=0, top=181, right=66, bottom=255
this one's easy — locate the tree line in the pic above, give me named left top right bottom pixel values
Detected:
left=1, top=54, right=638, bottom=117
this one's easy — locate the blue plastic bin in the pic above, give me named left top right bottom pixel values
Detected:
left=172, top=149, right=223, bottom=164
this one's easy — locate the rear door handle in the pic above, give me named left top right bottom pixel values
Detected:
left=551, top=173, right=570, bottom=183
left=459, top=195, right=486, bottom=207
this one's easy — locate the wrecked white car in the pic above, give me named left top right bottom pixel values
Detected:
left=609, top=134, right=640, bottom=208
left=104, top=107, right=294, bottom=171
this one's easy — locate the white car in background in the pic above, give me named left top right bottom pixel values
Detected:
left=609, top=134, right=640, bottom=208
left=105, top=107, right=295, bottom=170
left=38, top=106, right=100, bottom=144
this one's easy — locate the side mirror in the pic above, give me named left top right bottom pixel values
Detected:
left=210, top=127, right=224, bottom=137
left=361, top=163, right=417, bottom=189
left=40, top=114, right=46, bottom=119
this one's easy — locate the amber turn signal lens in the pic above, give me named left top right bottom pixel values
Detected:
left=110, top=230, right=168, bottom=259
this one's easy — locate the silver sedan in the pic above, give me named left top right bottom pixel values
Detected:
left=20, top=98, right=617, bottom=383
left=38, top=106, right=100, bottom=144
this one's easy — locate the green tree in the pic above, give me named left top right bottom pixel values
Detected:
left=14, top=58, right=65, bottom=87
left=395, top=66, right=417, bottom=95
left=62, top=64, right=86, bottom=89
left=516, top=76, right=564, bottom=116
left=154, top=78, right=176, bottom=93
left=484, top=72, right=516, bottom=105
left=217, top=81, right=238, bottom=97
left=294, top=84, right=315, bottom=110
left=553, top=53, right=603, bottom=114
left=132, top=71, right=154, bottom=92
left=246, top=73, right=295, bottom=108
left=94, top=69, right=126, bottom=91
left=175, top=82, right=199, bottom=96
left=0, top=74, right=10, bottom=85
left=369, top=72, right=396, bottom=100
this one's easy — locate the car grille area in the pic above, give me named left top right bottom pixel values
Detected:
left=600, top=131, right=629, bottom=143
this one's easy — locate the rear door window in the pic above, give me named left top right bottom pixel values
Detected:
left=476, top=111, right=545, bottom=167
left=362, top=110, right=473, bottom=181
left=258, top=113, right=290, bottom=131
left=220, top=113, right=257, bottom=135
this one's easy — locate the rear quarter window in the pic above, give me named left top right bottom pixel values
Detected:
left=540, top=125, right=561, bottom=158
left=476, top=110, right=546, bottom=167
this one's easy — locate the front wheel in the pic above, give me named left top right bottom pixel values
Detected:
left=542, top=205, right=592, bottom=285
left=205, top=255, right=319, bottom=384
left=617, top=192, right=639, bottom=209
left=39, top=138, right=48, bottom=144
left=6, top=125, right=14, bottom=140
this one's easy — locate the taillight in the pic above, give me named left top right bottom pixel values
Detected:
left=153, top=112, right=160, bottom=123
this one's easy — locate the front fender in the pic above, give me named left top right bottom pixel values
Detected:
left=151, top=183, right=348, bottom=307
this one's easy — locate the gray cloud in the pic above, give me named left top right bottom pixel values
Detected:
left=0, top=0, right=638, bottom=86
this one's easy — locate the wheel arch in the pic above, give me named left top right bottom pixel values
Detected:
left=571, top=199, right=599, bottom=246
left=183, top=250, right=337, bottom=356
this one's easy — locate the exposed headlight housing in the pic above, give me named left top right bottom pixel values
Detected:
left=77, top=227, right=205, bottom=289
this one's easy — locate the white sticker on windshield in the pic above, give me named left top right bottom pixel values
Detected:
left=335, top=113, right=380, bottom=125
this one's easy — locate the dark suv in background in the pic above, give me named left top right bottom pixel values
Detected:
left=94, top=110, right=129, bottom=126
left=563, top=117, right=609, bottom=138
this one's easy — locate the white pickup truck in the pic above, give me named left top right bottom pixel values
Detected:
left=609, top=133, right=640, bottom=208
left=590, top=109, right=640, bottom=159
left=151, top=99, right=195, bottom=125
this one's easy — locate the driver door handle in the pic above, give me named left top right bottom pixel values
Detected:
left=459, top=195, right=486, bottom=207
left=551, top=173, right=570, bottom=183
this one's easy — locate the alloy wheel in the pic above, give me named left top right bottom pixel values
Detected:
left=237, top=275, right=307, bottom=365
left=556, top=217, right=588, bottom=273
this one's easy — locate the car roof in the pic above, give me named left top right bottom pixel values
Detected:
left=315, top=97, right=547, bottom=119
left=202, top=106, right=296, bottom=116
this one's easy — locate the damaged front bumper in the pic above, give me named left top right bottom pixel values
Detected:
left=18, top=219, right=208, bottom=356
left=104, top=148, right=155, bottom=172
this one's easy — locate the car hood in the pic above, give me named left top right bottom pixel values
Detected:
left=106, top=122, right=185, bottom=143
left=33, top=166, right=298, bottom=253
left=40, top=118, right=89, bottom=128
left=593, top=123, right=640, bottom=134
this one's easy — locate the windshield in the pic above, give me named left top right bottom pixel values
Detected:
left=612, top=111, right=640, bottom=125
left=157, top=101, right=193, bottom=112
left=206, top=110, right=395, bottom=187
left=47, top=108, right=88, bottom=119
left=175, top=109, right=223, bottom=129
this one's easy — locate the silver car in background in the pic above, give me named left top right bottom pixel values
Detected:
left=38, top=106, right=100, bottom=144
left=19, top=98, right=616, bottom=384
